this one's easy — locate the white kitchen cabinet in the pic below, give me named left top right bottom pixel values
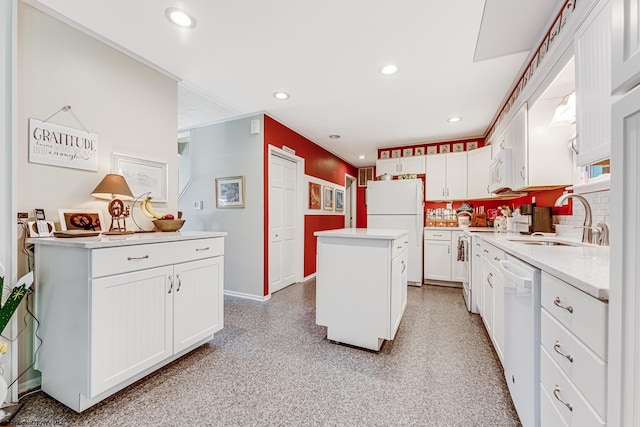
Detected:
left=423, top=229, right=467, bottom=284
left=467, top=145, right=494, bottom=199
left=425, top=152, right=467, bottom=201
left=506, top=104, right=529, bottom=190
left=480, top=241, right=505, bottom=366
left=612, top=0, right=640, bottom=94
left=32, top=233, right=226, bottom=412
left=481, top=255, right=495, bottom=340
left=471, top=235, right=483, bottom=315
left=315, top=229, right=408, bottom=351
left=540, top=272, right=608, bottom=425
left=376, top=156, right=426, bottom=177
left=575, top=0, right=612, bottom=166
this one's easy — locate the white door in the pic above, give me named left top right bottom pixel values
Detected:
left=269, top=154, right=297, bottom=293
left=424, top=239, right=451, bottom=281
left=345, top=175, right=355, bottom=227
left=425, top=154, right=446, bottom=200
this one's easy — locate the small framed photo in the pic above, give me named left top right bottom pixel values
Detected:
left=452, top=143, right=464, bottom=152
left=216, top=176, right=245, bottom=208
left=380, top=150, right=390, bottom=159
left=402, top=148, right=413, bottom=157
left=58, top=209, right=106, bottom=232
left=391, top=149, right=401, bottom=158
left=335, top=189, right=344, bottom=212
left=439, top=144, right=451, bottom=153
left=426, top=146, right=438, bottom=155
left=112, top=153, right=168, bottom=201
left=323, top=186, right=334, bottom=211
left=309, top=182, right=321, bottom=210
left=466, top=141, right=479, bottom=150
left=415, top=147, right=425, bottom=156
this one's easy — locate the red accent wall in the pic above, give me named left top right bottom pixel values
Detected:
left=264, top=115, right=359, bottom=293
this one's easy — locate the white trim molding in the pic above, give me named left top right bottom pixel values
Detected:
left=224, top=290, right=271, bottom=302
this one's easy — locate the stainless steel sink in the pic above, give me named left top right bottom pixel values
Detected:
left=506, top=238, right=585, bottom=247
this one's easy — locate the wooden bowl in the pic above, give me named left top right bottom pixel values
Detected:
left=152, top=219, right=185, bottom=232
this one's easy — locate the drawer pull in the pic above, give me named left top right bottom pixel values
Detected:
left=553, top=385, right=573, bottom=411
left=553, top=341, right=574, bottom=363
left=433, top=234, right=442, bottom=237
left=168, top=275, right=174, bottom=294
left=127, top=255, right=149, bottom=261
left=493, top=256, right=500, bottom=261
left=554, top=297, right=574, bottom=313
left=195, top=247, right=210, bottom=252
left=176, top=273, right=182, bottom=292
left=483, top=249, right=489, bottom=253
left=487, top=272, right=494, bottom=288
left=397, top=246, right=403, bottom=250
left=401, top=261, right=406, bottom=273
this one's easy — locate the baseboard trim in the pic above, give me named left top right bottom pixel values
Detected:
left=224, top=290, right=271, bottom=301
left=303, top=273, right=316, bottom=282
left=18, top=376, right=41, bottom=396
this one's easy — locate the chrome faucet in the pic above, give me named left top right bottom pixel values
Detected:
left=554, top=193, right=593, bottom=244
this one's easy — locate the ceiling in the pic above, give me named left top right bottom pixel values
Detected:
left=28, top=0, right=561, bottom=167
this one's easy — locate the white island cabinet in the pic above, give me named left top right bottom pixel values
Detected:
left=30, top=231, right=226, bottom=412
left=315, top=228, right=408, bottom=351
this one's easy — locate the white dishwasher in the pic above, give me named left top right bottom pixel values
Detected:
left=499, top=255, right=541, bottom=427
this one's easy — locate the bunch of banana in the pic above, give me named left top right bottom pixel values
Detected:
left=140, top=197, right=164, bottom=220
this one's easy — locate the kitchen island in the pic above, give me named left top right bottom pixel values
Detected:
left=315, top=228, right=408, bottom=350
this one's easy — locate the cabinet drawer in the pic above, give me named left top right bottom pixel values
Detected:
left=482, top=241, right=505, bottom=269
left=541, top=385, right=569, bottom=427
left=91, top=238, right=224, bottom=278
left=424, top=229, right=451, bottom=240
left=541, top=309, right=606, bottom=419
left=540, top=347, right=605, bottom=427
left=541, top=272, right=608, bottom=360
left=392, top=236, right=409, bottom=259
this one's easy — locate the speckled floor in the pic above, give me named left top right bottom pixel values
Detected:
left=12, top=282, right=521, bottom=427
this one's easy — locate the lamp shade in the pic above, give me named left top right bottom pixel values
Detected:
left=91, top=174, right=134, bottom=201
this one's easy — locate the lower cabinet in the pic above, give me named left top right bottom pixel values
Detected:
left=424, top=229, right=465, bottom=283
left=34, top=235, right=225, bottom=412
left=480, top=241, right=505, bottom=366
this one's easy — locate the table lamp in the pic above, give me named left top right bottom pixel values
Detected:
left=91, top=173, right=135, bottom=234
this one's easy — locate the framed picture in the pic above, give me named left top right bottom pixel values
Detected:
left=112, top=153, right=168, bottom=202
left=216, top=176, right=245, bottom=208
left=426, top=146, right=438, bottom=155
left=391, top=149, right=401, bottom=158
left=309, top=182, right=321, bottom=209
left=415, top=147, right=425, bottom=156
left=335, top=189, right=344, bottom=212
left=466, top=141, right=478, bottom=150
left=380, top=150, right=390, bottom=159
left=58, top=209, right=106, bottom=232
left=439, top=144, right=451, bottom=153
left=403, top=148, right=413, bottom=157
left=323, top=186, right=334, bottom=211
left=452, top=142, right=464, bottom=152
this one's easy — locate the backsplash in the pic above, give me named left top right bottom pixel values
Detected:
left=554, top=190, right=610, bottom=226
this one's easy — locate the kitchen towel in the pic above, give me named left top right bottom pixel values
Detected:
left=457, top=237, right=465, bottom=262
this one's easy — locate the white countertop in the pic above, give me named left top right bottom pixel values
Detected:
left=27, top=231, right=227, bottom=249
left=425, top=226, right=493, bottom=232
left=477, top=232, right=610, bottom=302
left=314, top=228, right=408, bottom=240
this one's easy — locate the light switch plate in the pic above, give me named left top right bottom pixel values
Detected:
left=193, top=201, right=203, bottom=210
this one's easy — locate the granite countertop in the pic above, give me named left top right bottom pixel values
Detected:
left=478, top=232, right=610, bottom=302
left=315, top=228, right=408, bottom=240
left=27, top=231, right=227, bottom=249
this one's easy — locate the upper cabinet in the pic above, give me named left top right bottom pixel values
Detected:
left=467, top=145, right=493, bottom=199
left=575, top=0, right=612, bottom=166
left=612, top=0, right=640, bottom=94
left=505, top=104, right=529, bottom=190
left=425, top=152, right=467, bottom=201
left=376, top=156, right=426, bottom=177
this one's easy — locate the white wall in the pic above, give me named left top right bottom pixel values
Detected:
left=555, top=189, right=610, bottom=226
left=178, top=115, right=265, bottom=298
left=16, top=3, right=178, bottom=391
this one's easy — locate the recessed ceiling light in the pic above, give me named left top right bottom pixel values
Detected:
left=447, top=117, right=462, bottom=123
left=273, top=92, right=290, bottom=100
left=329, top=135, right=341, bottom=139
left=358, top=155, right=366, bottom=159
left=380, top=64, right=398, bottom=75
left=165, top=8, right=196, bottom=28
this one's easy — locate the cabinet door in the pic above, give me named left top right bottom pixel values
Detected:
left=425, top=154, right=446, bottom=200
left=445, top=152, right=468, bottom=200
left=424, top=239, right=451, bottom=281
left=472, top=239, right=483, bottom=314
left=575, top=0, right=612, bottom=166
left=481, top=256, right=494, bottom=337
left=399, top=155, right=426, bottom=175
left=173, top=257, right=224, bottom=353
left=91, top=265, right=173, bottom=397
left=467, top=146, right=493, bottom=199
left=450, top=231, right=466, bottom=282
left=612, top=0, right=640, bottom=94
left=376, top=158, right=400, bottom=177
left=390, top=249, right=408, bottom=339
left=508, top=104, right=529, bottom=190
left=493, top=267, right=505, bottom=365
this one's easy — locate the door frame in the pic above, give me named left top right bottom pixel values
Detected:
left=267, top=145, right=304, bottom=295
left=344, top=174, right=356, bottom=228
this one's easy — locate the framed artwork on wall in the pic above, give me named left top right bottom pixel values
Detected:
left=402, top=148, right=413, bottom=157
left=466, top=141, right=479, bottom=150
left=452, top=143, right=464, bottom=152
left=380, top=150, right=390, bottom=159
left=391, top=149, right=401, bottom=158
left=215, top=176, right=245, bottom=208
left=439, top=144, right=451, bottom=153
left=112, top=153, right=168, bottom=202
left=58, top=209, right=106, bottom=232
left=309, top=182, right=321, bottom=209
left=323, top=186, right=334, bottom=211
left=415, top=147, right=425, bottom=156
left=426, top=146, right=438, bottom=155
left=335, top=189, right=344, bottom=212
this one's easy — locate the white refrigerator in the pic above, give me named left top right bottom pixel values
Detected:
left=367, top=179, right=424, bottom=285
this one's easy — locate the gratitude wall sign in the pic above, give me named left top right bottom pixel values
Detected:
left=28, top=118, right=99, bottom=171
